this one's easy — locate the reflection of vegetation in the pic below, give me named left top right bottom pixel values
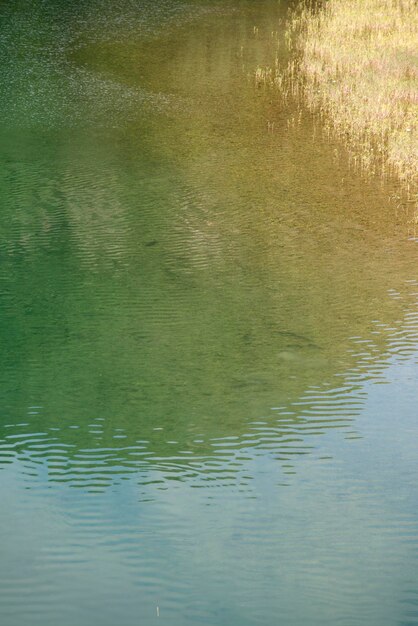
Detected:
left=282, top=0, right=417, bottom=205
left=1, top=1, right=418, bottom=487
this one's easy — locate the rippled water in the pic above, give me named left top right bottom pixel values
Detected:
left=1, top=1, right=418, bottom=625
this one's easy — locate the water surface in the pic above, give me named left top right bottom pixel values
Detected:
left=1, top=1, right=418, bottom=625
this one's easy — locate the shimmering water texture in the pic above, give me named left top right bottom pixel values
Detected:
left=1, top=1, right=418, bottom=625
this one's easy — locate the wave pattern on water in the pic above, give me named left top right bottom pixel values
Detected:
left=1, top=1, right=418, bottom=625
left=2, top=293, right=418, bottom=493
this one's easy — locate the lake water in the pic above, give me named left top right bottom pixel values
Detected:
left=1, top=1, right=418, bottom=625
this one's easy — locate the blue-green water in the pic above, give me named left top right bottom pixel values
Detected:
left=1, top=1, right=418, bottom=624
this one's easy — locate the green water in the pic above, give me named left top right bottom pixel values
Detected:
left=1, top=1, right=418, bottom=624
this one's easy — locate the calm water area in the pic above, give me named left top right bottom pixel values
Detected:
left=1, top=1, right=418, bottom=624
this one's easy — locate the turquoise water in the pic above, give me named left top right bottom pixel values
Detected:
left=1, top=1, right=418, bottom=624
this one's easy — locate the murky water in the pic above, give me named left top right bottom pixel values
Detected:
left=1, top=1, right=418, bottom=624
